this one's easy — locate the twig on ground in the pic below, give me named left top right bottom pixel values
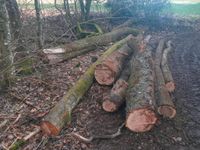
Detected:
left=72, top=123, right=125, bottom=143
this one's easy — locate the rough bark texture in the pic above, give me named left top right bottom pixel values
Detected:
left=155, top=40, right=176, bottom=118
left=5, top=0, right=21, bottom=39
left=41, top=35, right=134, bottom=136
left=103, top=60, right=131, bottom=112
left=161, top=41, right=175, bottom=92
left=65, top=27, right=140, bottom=53
left=0, top=0, right=12, bottom=91
left=95, top=42, right=135, bottom=85
left=34, top=0, right=43, bottom=49
left=125, top=43, right=157, bottom=132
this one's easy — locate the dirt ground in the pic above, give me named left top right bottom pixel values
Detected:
left=1, top=26, right=200, bottom=149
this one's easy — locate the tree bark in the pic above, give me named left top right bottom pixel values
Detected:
left=125, top=42, right=157, bottom=132
left=161, top=41, right=175, bottom=92
left=34, top=0, right=43, bottom=49
left=41, top=35, right=134, bottom=136
left=94, top=42, right=134, bottom=85
left=0, top=0, right=12, bottom=91
left=103, top=60, right=131, bottom=112
left=155, top=40, right=176, bottom=118
left=5, top=0, right=21, bottom=40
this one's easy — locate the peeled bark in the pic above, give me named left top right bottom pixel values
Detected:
left=161, top=41, right=175, bottom=92
left=41, top=35, right=134, bottom=136
left=95, top=41, right=136, bottom=85
left=155, top=40, right=176, bottom=118
left=125, top=44, right=157, bottom=132
left=103, top=60, right=131, bottom=112
left=65, top=27, right=140, bottom=53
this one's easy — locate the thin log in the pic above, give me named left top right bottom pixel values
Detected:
left=113, top=19, right=134, bottom=31
left=125, top=43, right=157, bottom=132
left=155, top=40, right=176, bottom=118
left=40, top=35, right=134, bottom=136
left=102, top=60, right=131, bottom=112
left=94, top=38, right=138, bottom=85
left=161, top=41, right=175, bottom=92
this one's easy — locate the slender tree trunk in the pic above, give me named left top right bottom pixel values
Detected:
left=34, top=0, right=43, bottom=49
left=0, top=0, right=12, bottom=91
left=85, top=0, right=92, bottom=20
left=5, top=0, right=21, bottom=40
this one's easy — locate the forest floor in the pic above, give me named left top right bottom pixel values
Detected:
left=1, top=18, right=200, bottom=149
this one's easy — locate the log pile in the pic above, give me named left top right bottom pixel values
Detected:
left=41, top=27, right=176, bottom=136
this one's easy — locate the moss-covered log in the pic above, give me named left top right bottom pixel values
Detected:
left=155, top=40, right=176, bottom=118
left=65, top=27, right=140, bottom=53
left=103, top=60, right=131, bottom=112
left=125, top=43, right=157, bottom=132
left=161, top=41, right=175, bottom=92
left=113, top=19, right=134, bottom=31
left=94, top=40, right=137, bottom=85
left=40, top=35, right=134, bottom=136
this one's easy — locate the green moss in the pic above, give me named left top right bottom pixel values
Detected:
left=16, top=58, right=35, bottom=76
left=9, top=139, right=25, bottom=150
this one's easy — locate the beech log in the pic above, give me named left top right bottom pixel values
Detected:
left=40, top=35, right=134, bottom=136
left=161, top=41, right=175, bottom=92
left=155, top=40, right=176, bottom=118
left=125, top=43, right=157, bottom=132
left=103, top=61, right=131, bottom=112
left=94, top=38, right=139, bottom=85
left=65, top=27, right=140, bottom=53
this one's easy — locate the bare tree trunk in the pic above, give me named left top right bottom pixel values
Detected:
left=64, top=0, right=71, bottom=20
left=5, top=0, right=21, bottom=40
left=34, top=0, right=43, bottom=49
left=0, top=0, right=12, bottom=91
left=78, top=0, right=92, bottom=20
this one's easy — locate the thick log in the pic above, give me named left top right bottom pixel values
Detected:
left=94, top=38, right=139, bottom=85
left=161, top=41, right=175, bottom=92
left=102, top=59, right=131, bottom=112
left=40, top=35, right=134, bottom=136
left=155, top=40, right=176, bottom=118
left=126, top=43, right=157, bottom=132
left=65, top=27, right=140, bottom=53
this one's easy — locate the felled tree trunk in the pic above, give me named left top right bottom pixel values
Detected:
left=65, top=27, right=140, bottom=53
left=155, top=40, right=176, bottom=118
left=95, top=41, right=136, bottom=85
left=103, top=60, right=131, bottom=112
left=43, top=27, right=140, bottom=64
left=161, top=41, right=175, bottom=92
left=41, top=35, right=134, bottom=136
left=125, top=43, right=157, bottom=132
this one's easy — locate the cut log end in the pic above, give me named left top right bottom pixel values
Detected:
left=126, top=108, right=157, bottom=132
left=158, top=105, right=176, bottom=119
left=95, top=64, right=114, bottom=85
left=165, top=81, right=175, bottom=92
left=102, top=100, right=117, bottom=112
left=40, top=121, right=60, bottom=136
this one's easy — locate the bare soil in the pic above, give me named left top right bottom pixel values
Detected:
left=1, top=27, right=200, bottom=149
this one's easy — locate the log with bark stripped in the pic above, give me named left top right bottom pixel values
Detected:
left=40, top=35, right=134, bottom=136
left=161, top=41, right=175, bottom=92
left=125, top=42, right=157, bottom=132
left=155, top=40, right=176, bottom=118
left=94, top=37, right=139, bottom=85
left=103, top=61, right=131, bottom=112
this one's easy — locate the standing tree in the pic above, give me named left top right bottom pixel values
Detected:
left=0, top=0, right=12, bottom=91
left=5, top=0, right=21, bottom=40
left=34, top=0, right=43, bottom=49
left=79, top=0, right=92, bottom=20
